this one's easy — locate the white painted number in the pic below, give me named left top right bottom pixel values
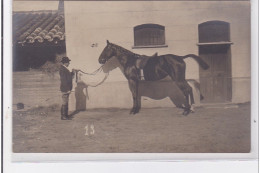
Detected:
left=85, top=125, right=88, bottom=136
left=85, top=124, right=95, bottom=136
left=90, top=124, right=95, bottom=135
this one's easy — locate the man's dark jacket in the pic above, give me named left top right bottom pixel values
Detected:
left=59, top=65, right=74, bottom=92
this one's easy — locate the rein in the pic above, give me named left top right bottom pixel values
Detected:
left=75, top=65, right=109, bottom=87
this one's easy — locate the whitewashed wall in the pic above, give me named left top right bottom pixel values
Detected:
left=64, top=1, right=250, bottom=108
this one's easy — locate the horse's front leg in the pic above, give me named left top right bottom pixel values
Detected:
left=128, top=79, right=139, bottom=114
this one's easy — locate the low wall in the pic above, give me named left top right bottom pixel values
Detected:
left=232, top=77, right=251, bottom=103
left=13, top=71, right=61, bottom=109
left=13, top=71, right=250, bottom=111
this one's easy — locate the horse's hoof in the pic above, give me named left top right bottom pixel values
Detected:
left=130, top=110, right=139, bottom=115
left=182, top=109, right=191, bottom=116
left=130, top=109, right=135, bottom=114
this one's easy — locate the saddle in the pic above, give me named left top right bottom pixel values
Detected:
left=135, top=52, right=158, bottom=69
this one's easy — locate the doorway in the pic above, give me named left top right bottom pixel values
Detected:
left=198, top=21, right=232, bottom=103
left=199, top=45, right=232, bottom=103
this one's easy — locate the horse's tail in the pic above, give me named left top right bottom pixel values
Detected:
left=182, top=54, right=209, bottom=70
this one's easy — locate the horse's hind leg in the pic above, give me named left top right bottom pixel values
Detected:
left=187, top=81, right=195, bottom=105
left=184, top=80, right=195, bottom=112
left=164, top=67, right=192, bottom=115
left=162, top=57, right=193, bottom=115
left=175, top=80, right=194, bottom=116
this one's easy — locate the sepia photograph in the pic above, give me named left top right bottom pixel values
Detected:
left=11, top=0, right=252, bottom=154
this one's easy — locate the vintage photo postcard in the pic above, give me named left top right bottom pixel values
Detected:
left=7, top=0, right=257, bottom=162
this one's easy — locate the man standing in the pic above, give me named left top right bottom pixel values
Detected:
left=59, top=56, right=75, bottom=120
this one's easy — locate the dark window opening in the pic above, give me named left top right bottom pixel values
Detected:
left=198, top=21, right=230, bottom=43
left=134, top=24, right=166, bottom=47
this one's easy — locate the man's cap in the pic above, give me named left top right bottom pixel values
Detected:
left=61, top=57, right=71, bottom=63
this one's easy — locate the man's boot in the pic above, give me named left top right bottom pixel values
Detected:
left=61, top=105, right=70, bottom=120
left=64, top=105, right=72, bottom=120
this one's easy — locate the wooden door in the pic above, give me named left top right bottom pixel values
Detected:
left=199, top=44, right=232, bottom=103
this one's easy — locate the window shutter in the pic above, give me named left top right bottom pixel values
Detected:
left=134, top=24, right=165, bottom=46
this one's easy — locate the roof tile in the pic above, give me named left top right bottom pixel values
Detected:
left=13, top=11, right=65, bottom=44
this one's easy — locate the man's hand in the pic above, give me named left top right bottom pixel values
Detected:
left=72, top=69, right=80, bottom=72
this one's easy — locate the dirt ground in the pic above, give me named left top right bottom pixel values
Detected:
left=13, top=103, right=251, bottom=153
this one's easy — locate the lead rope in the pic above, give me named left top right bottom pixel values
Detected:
left=85, top=72, right=109, bottom=87
left=78, top=65, right=104, bottom=75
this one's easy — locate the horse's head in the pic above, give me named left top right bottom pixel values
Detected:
left=99, top=40, right=116, bottom=64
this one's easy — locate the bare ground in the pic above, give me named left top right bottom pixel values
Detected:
left=13, top=103, right=251, bottom=153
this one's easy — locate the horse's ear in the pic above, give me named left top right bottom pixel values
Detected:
left=107, top=40, right=110, bottom=44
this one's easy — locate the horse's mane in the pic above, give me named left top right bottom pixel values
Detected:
left=110, top=43, right=140, bottom=58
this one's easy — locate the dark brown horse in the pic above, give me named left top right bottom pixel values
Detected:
left=99, top=40, right=209, bottom=115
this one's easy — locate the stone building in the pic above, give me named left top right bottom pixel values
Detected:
left=63, top=1, right=250, bottom=108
